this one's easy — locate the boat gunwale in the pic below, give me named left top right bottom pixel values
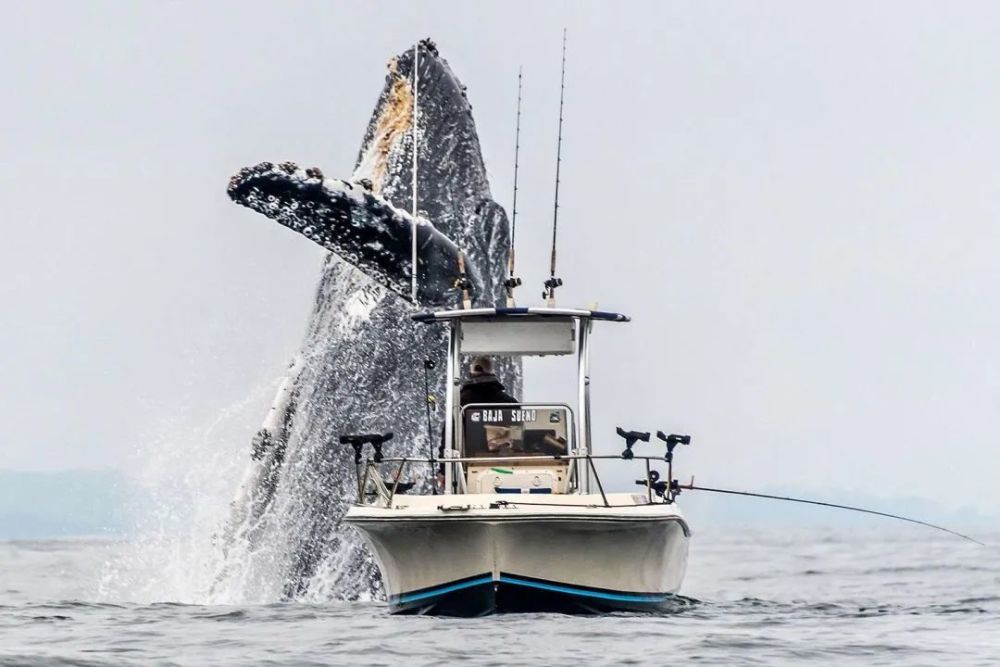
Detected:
left=345, top=511, right=691, bottom=536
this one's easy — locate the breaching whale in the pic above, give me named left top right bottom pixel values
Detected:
left=216, top=40, right=521, bottom=601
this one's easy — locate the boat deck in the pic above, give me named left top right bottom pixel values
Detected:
left=348, top=492, right=690, bottom=524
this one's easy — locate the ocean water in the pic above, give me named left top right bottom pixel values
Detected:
left=0, top=527, right=996, bottom=666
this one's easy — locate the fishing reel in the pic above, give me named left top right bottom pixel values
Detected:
left=504, top=276, right=522, bottom=307
left=657, top=431, right=691, bottom=463
left=339, top=431, right=394, bottom=464
left=504, top=276, right=522, bottom=290
left=616, top=427, right=650, bottom=459
left=454, top=273, right=473, bottom=310
left=422, top=359, right=438, bottom=411
left=634, top=470, right=685, bottom=503
left=542, top=276, right=563, bottom=301
left=635, top=470, right=672, bottom=500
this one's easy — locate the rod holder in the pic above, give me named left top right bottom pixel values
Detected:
left=616, top=427, right=650, bottom=459
left=656, top=431, right=691, bottom=463
left=339, top=432, right=395, bottom=464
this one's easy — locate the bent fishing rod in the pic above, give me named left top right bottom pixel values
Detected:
left=615, top=430, right=985, bottom=546
left=674, top=481, right=985, bottom=546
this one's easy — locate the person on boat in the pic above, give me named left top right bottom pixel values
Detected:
left=459, top=356, right=517, bottom=406
left=437, top=356, right=518, bottom=486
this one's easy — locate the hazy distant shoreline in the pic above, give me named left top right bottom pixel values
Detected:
left=1, top=468, right=993, bottom=541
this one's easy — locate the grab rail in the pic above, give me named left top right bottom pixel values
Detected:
left=352, top=454, right=681, bottom=509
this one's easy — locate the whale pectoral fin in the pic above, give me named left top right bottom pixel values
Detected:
left=228, top=161, right=479, bottom=306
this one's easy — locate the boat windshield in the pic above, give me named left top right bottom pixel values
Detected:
left=461, top=404, right=570, bottom=459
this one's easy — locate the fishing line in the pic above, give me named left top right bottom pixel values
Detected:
left=680, top=484, right=985, bottom=546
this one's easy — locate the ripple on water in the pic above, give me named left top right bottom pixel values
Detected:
left=1, top=530, right=997, bottom=665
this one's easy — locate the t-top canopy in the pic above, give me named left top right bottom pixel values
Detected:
left=411, top=306, right=630, bottom=324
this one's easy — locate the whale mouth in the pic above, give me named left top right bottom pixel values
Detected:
left=228, top=160, right=480, bottom=306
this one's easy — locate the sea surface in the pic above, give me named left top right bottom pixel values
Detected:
left=0, top=527, right=997, bottom=666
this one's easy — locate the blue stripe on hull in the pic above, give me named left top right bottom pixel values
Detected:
left=497, top=575, right=671, bottom=603
left=390, top=573, right=673, bottom=615
left=396, top=575, right=493, bottom=604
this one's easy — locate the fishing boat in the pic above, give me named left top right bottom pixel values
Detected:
left=343, top=307, right=692, bottom=616
left=336, top=32, right=982, bottom=616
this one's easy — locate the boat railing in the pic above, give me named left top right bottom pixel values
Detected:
left=352, top=453, right=679, bottom=509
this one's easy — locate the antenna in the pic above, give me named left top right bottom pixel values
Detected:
left=410, top=41, right=420, bottom=303
left=504, top=67, right=524, bottom=307
left=544, top=29, right=567, bottom=307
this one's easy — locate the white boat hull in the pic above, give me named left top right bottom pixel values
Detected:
left=346, top=493, right=690, bottom=615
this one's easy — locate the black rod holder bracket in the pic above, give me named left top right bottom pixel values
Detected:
left=656, top=431, right=691, bottom=463
left=616, top=427, right=650, bottom=459
left=339, top=432, right=394, bottom=464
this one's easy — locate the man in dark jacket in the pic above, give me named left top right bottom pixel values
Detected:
left=460, top=356, right=518, bottom=406
left=438, top=356, right=518, bottom=486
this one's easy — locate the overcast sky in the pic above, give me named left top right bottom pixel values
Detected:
left=1, top=1, right=998, bottom=513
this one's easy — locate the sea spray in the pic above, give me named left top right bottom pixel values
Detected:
left=97, top=383, right=275, bottom=604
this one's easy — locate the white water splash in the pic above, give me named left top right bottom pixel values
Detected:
left=97, top=383, right=278, bottom=604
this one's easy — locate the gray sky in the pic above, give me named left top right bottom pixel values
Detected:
left=1, top=1, right=998, bottom=513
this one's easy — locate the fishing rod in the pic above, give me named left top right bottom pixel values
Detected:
left=677, top=482, right=986, bottom=546
left=504, top=67, right=523, bottom=307
left=618, top=429, right=984, bottom=546
left=544, top=29, right=567, bottom=307
left=421, top=358, right=437, bottom=494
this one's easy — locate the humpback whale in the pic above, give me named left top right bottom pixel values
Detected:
left=216, top=40, right=521, bottom=602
